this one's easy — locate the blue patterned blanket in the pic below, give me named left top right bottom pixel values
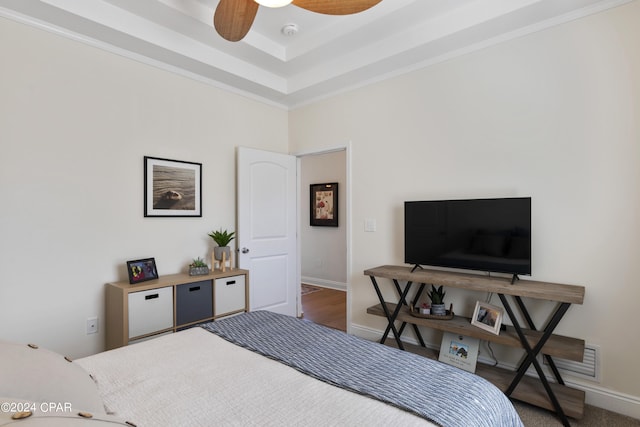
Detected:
left=201, top=311, right=523, bottom=427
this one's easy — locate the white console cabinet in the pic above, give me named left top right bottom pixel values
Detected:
left=106, top=269, right=249, bottom=349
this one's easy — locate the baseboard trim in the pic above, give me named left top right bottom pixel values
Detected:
left=574, top=381, right=640, bottom=420
left=350, top=322, right=640, bottom=420
left=301, top=277, right=346, bottom=291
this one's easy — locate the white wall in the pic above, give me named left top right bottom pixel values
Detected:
left=0, top=17, right=288, bottom=358
left=2, top=0, right=639, bottom=417
left=300, top=151, right=347, bottom=289
left=289, top=0, right=640, bottom=416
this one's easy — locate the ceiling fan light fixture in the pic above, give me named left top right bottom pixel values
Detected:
left=213, top=0, right=382, bottom=42
left=255, top=0, right=293, bottom=8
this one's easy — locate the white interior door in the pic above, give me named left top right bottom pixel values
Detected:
left=237, top=147, right=297, bottom=316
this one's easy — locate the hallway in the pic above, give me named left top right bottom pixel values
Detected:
left=300, top=285, right=346, bottom=332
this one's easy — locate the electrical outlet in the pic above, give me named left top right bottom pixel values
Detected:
left=86, top=317, right=98, bottom=335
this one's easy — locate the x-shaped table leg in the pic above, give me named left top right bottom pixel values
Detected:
left=498, top=294, right=572, bottom=427
left=370, top=276, right=414, bottom=350
left=391, top=280, right=426, bottom=348
left=514, top=296, right=565, bottom=385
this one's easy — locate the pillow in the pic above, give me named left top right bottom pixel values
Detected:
left=0, top=397, right=134, bottom=426
left=0, top=341, right=104, bottom=414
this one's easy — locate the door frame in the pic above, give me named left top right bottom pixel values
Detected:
left=293, top=142, right=352, bottom=333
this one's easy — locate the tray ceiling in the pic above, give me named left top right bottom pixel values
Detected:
left=0, top=0, right=630, bottom=108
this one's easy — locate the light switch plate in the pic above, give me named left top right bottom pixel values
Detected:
left=364, top=218, right=377, bottom=232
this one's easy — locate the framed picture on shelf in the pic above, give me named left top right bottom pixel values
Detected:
left=126, top=258, right=159, bottom=284
left=471, top=301, right=504, bottom=335
left=310, top=182, right=338, bottom=227
left=144, top=156, right=202, bottom=217
left=438, top=332, right=480, bottom=373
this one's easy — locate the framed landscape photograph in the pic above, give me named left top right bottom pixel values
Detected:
left=471, top=301, right=504, bottom=335
left=310, top=182, right=338, bottom=227
left=126, top=258, right=159, bottom=284
left=144, top=156, right=202, bottom=217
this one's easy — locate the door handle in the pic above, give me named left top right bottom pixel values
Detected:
left=241, top=247, right=250, bottom=254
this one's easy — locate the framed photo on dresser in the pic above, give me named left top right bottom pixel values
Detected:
left=126, top=258, right=159, bottom=284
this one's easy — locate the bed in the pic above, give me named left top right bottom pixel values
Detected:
left=1, top=311, right=523, bottom=426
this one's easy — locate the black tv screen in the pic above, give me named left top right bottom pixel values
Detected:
left=404, top=197, right=531, bottom=276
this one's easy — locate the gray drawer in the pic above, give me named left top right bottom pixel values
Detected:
left=176, top=280, right=213, bottom=325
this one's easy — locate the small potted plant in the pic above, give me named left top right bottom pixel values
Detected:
left=189, top=257, right=209, bottom=276
left=208, top=228, right=235, bottom=261
left=428, top=284, right=447, bottom=316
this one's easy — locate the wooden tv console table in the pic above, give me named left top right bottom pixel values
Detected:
left=365, top=265, right=585, bottom=426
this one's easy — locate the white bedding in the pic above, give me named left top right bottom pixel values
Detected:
left=76, top=327, right=435, bottom=426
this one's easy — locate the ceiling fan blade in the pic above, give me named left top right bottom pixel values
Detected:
left=213, top=0, right=259, bottom=42
left=292, top=0, right=382, bottom=15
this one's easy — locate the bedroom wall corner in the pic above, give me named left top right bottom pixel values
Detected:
left=289, top=0, right=640, bottom=419
left=0, top=16, right=288, bottom=358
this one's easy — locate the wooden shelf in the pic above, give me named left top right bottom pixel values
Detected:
left=384, top=339, right=585, bottom=419
left=107, top=270, right=248, bottom=291
left=367, top=303, right=585, bottom=361
left=364, top=265, right=584, bottom=304
left=365, top=265, right=587, bottom=424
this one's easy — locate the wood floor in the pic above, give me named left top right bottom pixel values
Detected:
left=300, top=285, right=346, bottom=332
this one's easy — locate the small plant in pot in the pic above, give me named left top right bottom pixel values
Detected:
left=208, top=228, right=235, bottom=261
left=428, top=285, right=447, bottom=316
left=189, top=257, right=209, bottom=276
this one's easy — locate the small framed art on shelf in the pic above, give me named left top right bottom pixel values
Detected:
left=438, top=332, right=480, bottom=373
left=471, top=301, right=504, bottom=335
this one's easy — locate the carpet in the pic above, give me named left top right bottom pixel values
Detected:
left=513, top=400, right=640, bottom=426
left=301, top=284, right=323, bottom=296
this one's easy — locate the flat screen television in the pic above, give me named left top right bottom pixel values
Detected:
left=404, top=197, right=531, bottom=277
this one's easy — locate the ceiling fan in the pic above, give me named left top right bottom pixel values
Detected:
left=214, top=0, right=383, bottom=42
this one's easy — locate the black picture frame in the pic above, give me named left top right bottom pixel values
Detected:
left=310, top=182, right=338, bottom=227
left=144, top=156, right=202, bottom=217
left=126, top=258, right=159, bottom=284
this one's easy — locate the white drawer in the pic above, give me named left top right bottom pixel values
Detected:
left=128, top=286, right=173, bottom=338
left=214, top=275, right=245, bottom=316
